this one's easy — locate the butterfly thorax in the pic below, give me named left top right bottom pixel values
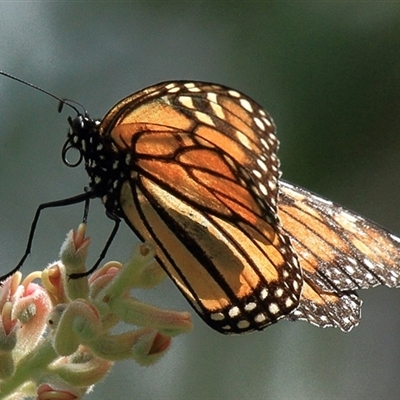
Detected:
left=63, top=114, right=131, bottom=216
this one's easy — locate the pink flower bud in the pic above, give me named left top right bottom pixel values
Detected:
left=37, top=383, right=81, bottom=400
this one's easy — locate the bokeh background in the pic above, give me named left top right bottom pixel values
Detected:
left=1, top=3, right=400, bottom=399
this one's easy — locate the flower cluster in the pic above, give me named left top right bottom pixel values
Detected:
left=0, top=224, right=192, bottom=399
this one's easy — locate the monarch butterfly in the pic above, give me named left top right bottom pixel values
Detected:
left=2, top=74, right=400, bottom=334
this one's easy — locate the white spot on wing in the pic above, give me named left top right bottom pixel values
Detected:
left=263, top=117, right=272, bottom=127
left=257, top=158, right=268, bottom=172
left=244, top=302, right=257, bottom=311
left=260, top=138, right=270, bottom=150
left=207, top=92, right=218, bottom=103
left=268, top=180, right=276, bottom=191
left=195, top=111, right=214, bottom=126
left=228, top=90, right=241, bottom=98
left=228, top=306, right=240, bottom=318
left=363, top=258, right=375, bottom=269
left=252, top=169, right=262, bottom=178
left=167, top=86, right=180, bottom=93
left=345, top=265, right=355, bottom=274
left=236, top=130, right=252, bottom=150
left=254, top=313, right=267, bottom=323
left=239, top=98, right=253, bottom=112
left=259, top=183, right=268, bottom=196
left=285, top=298, right=294, bottom=308
left=210, top=101, right=225, bottom=119
left=254, top=117, right=265, bottom=131
left=237, top=320, right=250, bottom=329
left=178, top=95, right=195, bottom=109
left=210, top=312, right=225, bottom=321
left=269, top=303, right=280, bottom=315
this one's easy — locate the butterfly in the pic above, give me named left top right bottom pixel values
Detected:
left=2, top=75, right=400, bottom=334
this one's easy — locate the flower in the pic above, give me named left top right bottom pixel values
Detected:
left=0, top=224, right=192, bottom=399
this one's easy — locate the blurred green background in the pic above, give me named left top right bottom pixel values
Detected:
left=1, top=3, right=400, bottom=399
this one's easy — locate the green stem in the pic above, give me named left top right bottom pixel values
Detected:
left=0, top=338, right=58, bottom=397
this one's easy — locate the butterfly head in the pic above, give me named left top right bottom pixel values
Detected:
left=62, top=112, right=131, bottom=214
left=62, top=114, right=101, bottom=168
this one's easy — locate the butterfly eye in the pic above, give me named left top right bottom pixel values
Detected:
left=68, top=114, right=86, bottom=134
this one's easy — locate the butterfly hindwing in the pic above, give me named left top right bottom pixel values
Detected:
left=279, top=180, right=400, bottom=331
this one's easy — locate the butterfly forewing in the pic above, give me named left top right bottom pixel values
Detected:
left=101, top=81, right=281, bottom=216
left=100, top=81, right=302, bottom=333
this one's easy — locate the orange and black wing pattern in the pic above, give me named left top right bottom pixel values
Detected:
left=94, top=81, right=400, bottom=334
left=279, top=180, right=400, bottom=331
left=99, top=82, right=302, bottom=334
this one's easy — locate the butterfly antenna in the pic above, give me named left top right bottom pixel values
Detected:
left=0, top=70, right=82, bottom=115
left=58, top=98, right=88, bottom=116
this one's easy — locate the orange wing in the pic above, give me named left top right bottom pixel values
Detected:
left=279, top=180, right=400, bottom=331
left=100, top=82, right=302, bottom=334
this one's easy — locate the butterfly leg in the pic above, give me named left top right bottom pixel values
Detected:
left=0, top=191, right=94, bottom=282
